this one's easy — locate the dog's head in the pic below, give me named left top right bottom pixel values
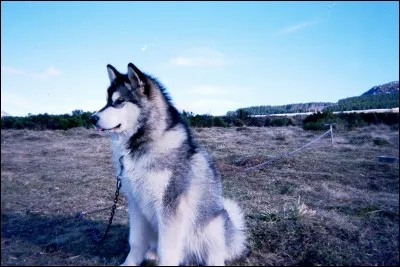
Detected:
left=91, top=63, right=150, bottom=133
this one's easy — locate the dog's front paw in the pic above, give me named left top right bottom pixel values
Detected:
left=120, top=254, right=140, bottom=266
left=144, top=248, right=159, bottom=262
left=120, top=260, right=137, bottom=266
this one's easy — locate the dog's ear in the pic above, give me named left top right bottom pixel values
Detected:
left=127, top=63, right=146, bottom=94
left=106, top=64, right=120, bottom=83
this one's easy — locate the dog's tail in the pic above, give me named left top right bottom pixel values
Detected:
left=222, top=198, right=247, bottom=261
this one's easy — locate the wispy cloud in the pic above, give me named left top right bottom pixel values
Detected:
left=278, top=19, right=318, bottom=35
left=32, top=66, right=61, bottom=79
left=141, top=43, right=155, bottom=52
left=1, top=66, right=25, bottom=75
left=1, top=65, right=61, bottom=79
left=170, top=47, right=229, bottom=67
left=185, top=85, right=234, bottom=97
left=171, top=57, right=228, bottom=67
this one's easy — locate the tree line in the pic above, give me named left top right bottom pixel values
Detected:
left=227, top=102, right=334, bottom=116
left=323, top=91, right=399, bottom=112
left=228, top=92, right=399, bottom=116
left=1, top=110, right=93, bottom=130
left=1, top=108, right=398, bottom=131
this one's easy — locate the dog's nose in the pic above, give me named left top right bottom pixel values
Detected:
left=90, top=114, right=99, bottom=125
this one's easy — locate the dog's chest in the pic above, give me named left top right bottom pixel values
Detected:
left=110, top=136, right=171, bottom=226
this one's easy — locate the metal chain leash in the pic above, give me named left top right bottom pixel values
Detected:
left=75, top=156, right=124, bottom=244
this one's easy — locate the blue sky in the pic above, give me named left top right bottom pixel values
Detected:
left=1, top=1, right=399, bottom=116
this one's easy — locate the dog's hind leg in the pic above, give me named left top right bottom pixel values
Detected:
left=157, top=199, right=192, bottom=266
left=203, top=214, right=226, bottom=266
left=157, top=218, right=187, bottom=266
left=121, top=202, right=151, bottom=266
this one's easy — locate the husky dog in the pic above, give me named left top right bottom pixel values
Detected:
left=90, top=63, right=246, bottom=266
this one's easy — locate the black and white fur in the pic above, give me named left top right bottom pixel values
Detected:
left=91, top=63, right=246, bottom=266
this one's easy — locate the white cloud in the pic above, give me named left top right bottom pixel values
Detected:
left=185, top=85, right=233, bottom=97
left=31, top=66, right=61, bottom=79
left=170, top=47, right=229, bottom=67
left=171, top=56, right=228, bottom=67
left=1, top=66, right=25, bottom=75
left=141, top=43, right=155, bottom=52
left=278, top=20, right=318, bottom=35
left=1, top=65, right=60, bottom=80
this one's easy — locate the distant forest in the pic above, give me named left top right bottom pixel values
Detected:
left=227, top=102, right=334, bottom=116
left=323, top=92, right=399, bottom=112
left=229, top=92, right=399, bottom=116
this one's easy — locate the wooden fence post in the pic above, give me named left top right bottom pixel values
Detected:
left=325, top=123, right=336, bottom=145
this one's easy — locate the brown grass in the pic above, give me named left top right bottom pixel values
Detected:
left=1, top=125, right=399, bottom=266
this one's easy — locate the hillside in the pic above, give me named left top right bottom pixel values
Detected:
left=229, top=81, right=399, bottom=116
left=324, top=81, right=399, bottom=112
left=362, top=81, right=399, bottom=96
left=227, top=102, right=334, bottom=116
left=323, top=92, right=399, bottom=112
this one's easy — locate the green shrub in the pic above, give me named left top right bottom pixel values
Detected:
left=303, top=111, right=334, bottom=124
left=303, top=121, right=327, bottom=131
left=233, top=118, right=244, bottom=127
left=271, top=118, right=293, bottom=127
left=303, top=111, right=337, bottom=130
left=213, top=116, right=227, bottom=127
left=247, top=117, right=265, bottom=127
left=237, top=108, right=250, bottom=121
left=188, top=114, right=214, bottom=127
left=264, top=117, right=272, bottom=127
left=373, top=138, right=390, bottom=146
left=12, top=119, right=25, bottom=129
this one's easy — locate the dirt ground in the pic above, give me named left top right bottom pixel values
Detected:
left=1, top=125, right=399, bottom=266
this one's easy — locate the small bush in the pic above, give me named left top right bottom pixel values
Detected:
left=213, top=116, right=227, bottom=127
left=237, top=108, right=250, bottom=121
left=247, top=117, right=265, bottom=127
left=304, top=111, right=335, bottom=124
left=274, top=132, right=287, bottom=141
left=271, top=118, right=293, bottom=127
left=303, top=121, right=327, bottom=131
left=264, top=117, right=272, bottom=127
left=236, top=127, right=251, bottom=132
left=348, top=134, right=371, bottom=145
left=188, top=114, right=214, bottom=128
left=373, top=138, right=390, bottom=146
left=12, top=119, right=25, bottom=129
left=233, top=118, right=244, bottom=127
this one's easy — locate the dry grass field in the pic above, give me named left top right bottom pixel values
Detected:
left=1, top=125, right=399, bottom=266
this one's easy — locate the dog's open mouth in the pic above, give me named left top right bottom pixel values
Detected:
left=96, top=124, right=121, bottom=132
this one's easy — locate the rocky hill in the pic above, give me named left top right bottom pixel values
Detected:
left=362, top=81, right=399, bottom=96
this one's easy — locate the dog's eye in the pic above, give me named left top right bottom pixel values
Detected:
left=115, top=99, right=124, bottom=105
